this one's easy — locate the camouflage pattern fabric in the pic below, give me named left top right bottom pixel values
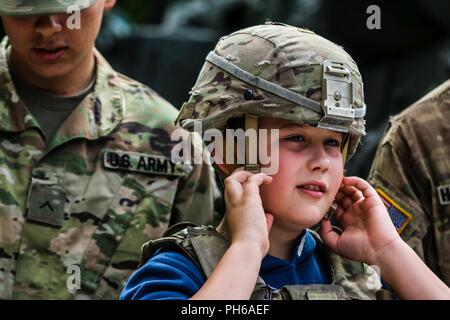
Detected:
left=0, top=0, right=96, bottom=16
left=140, top=225, right=381, bottom=300
left=368, top=79, right=450, bottom=286
left=0, top=36, right=220, bottom=299
left=176, top=22, right=366, bottom=160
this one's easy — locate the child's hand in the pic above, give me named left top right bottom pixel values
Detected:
left=319, top=176, right=401, bottom=266
left=222, top=169, right=274, bottom=258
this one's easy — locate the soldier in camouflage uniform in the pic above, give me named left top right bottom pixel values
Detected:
left=0, top=0, right=220, bottom=299
left=121, top=23, right=450, bottom=300
left=369, top=79, right=450, bottom=286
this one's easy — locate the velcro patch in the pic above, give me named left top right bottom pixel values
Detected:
left=437, top=184, right=450, bottom=205
left=376, top=188, right=413, bottom=235
left=103, top=149, right=186, bottom=177
left=27, top=181, right=66, bottom=228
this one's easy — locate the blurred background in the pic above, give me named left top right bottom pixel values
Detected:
left=3, top=0, right=450, bottom=177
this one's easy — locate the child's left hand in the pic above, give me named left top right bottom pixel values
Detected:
left=319, top=176, right=401, bottom=266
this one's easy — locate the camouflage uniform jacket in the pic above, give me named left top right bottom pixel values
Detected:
left=369, top=79, right=450, bottom=285
left=140, top=225, right=385, bottom=300
left=0, top=37, right=220, bottom=299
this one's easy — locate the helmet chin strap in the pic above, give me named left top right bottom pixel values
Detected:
left=341, top=133, right=350, bottom=164
left=244, top=114, right=261, bottom=173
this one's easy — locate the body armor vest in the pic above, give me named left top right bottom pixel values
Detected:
left=139, top=224, right=392, bottom=300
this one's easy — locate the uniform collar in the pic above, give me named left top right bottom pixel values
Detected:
left=0, top=36, right=124, bottom=143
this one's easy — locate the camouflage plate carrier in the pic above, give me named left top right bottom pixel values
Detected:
left=140, top=224, right=390, bottom=300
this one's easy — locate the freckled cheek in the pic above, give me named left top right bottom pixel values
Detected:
left=267, top=158, right=296, bottom=188
left=276, top=155, right=303, bottom=182
left=328, top=161, right=344, bottom=198
left=260, top=182, right=286, bottom=213
left=260, top=169, right=295, bottom=208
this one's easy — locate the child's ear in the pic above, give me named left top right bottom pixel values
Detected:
left=104, top=0, right=116, bottom=11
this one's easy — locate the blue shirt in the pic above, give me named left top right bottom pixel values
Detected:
left=120, top=230, right=331, bottom=300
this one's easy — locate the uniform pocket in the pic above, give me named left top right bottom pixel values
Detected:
left=79, top=172, right=180, bottom=298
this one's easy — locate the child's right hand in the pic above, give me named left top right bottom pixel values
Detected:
left=222, top=169, right=274, bottom=258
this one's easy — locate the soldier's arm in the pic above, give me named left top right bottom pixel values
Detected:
left=368, top=118, right=430, bottom=255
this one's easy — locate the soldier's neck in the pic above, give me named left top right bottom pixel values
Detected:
left=8, top=48, right=96, bottom=97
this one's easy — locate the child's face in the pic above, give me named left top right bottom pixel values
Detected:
left=259, top=117, right=344, bottom=232
left=1, top=0, right=114, bottom=80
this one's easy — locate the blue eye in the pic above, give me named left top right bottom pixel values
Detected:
left=285, top=135, right=305, bottom=143
left=325, top=139, right=341, bottom=147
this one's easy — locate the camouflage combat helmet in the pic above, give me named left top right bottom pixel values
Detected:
left=176, top=22, right=367, bottom=172
left=0, top=0, right=96, bottom=16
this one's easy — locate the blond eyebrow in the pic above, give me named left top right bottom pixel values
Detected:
left=280, top=123, right=344, bottom=139
left=279, top=123, right=308, bottom=130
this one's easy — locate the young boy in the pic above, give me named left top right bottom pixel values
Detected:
left=120, top=23, right=450, bottom=300
left=0, top=0, right=218, bottom=299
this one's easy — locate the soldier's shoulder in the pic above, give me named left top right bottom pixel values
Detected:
left=385, top=79, right=449, bottom=138
left=397, top=79, right=450, bottom=123
left=115, top=72, right=179, bottom=126
left=411, top=78, right=450, bottom=107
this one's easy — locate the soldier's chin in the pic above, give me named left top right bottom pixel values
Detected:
left=32, top=63, right=73, bottom=80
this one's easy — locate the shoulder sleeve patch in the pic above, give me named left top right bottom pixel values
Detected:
left=103, top=149, right=187, bottom=177
left=437, top=184, right=450, bottom=205
left=376, top=188, right=413, bottom=235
